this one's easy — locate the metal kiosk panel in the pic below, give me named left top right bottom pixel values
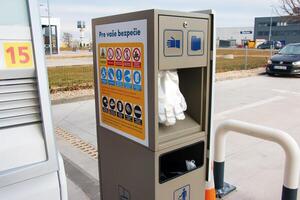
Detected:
left=93, top=9, right=215, bottom=200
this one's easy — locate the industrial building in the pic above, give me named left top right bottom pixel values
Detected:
left=216, top=27, right=254, bottom=47
left=254, top=16, right=300, bottom=45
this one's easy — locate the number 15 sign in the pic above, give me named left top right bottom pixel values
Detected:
left=0, top=41, right=34, bottom=70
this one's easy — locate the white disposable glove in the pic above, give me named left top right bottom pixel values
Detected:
left=158, top=70, right=187, bottom=126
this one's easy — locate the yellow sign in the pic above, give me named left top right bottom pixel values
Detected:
left=98, top=42, right=145, bottom=141
left=3, top=42, right=34, bottom=68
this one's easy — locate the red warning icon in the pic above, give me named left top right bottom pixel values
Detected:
left=107, top=48, right=114, bottom=60
left=132, top=48, right=141, bottom=62
left=115, top=47, right=122, bottom=66
left=132, top=47, right=141, bottom=68
left=123, top=48, right=131, bottom=67
left=107, top=48, right=114, bottom=65
left=124, top=48, right=131, bottom=61
left=115, top=48, right=122, bottom=60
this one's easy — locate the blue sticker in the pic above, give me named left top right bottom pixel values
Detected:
left=167, top=36, right=181, bottom=49
left=124, top=69, right=132, bottom=89
left=108, top=67, right=115, bottom=85
left=191, top=36, right=201, bottom=51
left=100, top=67, right=107, bottom=84
left=174, top=185, right=190, bottom=200
left=133, top=70, right=142, bottom=91
left=115, top=68, right=123, bottom=87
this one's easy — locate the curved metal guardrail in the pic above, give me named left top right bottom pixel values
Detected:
left=214, top=120, right=300, bottom=200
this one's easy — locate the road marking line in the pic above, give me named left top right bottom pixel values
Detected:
left=272, top=89, right=300, bottom=96
left=215, top=96, right=285, bottom=120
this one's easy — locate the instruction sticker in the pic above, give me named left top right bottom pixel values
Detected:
left=96, top=19, right=148, bottom=147
left=100, top=66, right=107, bottom=84
left=115, top=47, right=123, bottom=66
left=132, top=47, right=141, bottom=68
left=174, top=185, right=190, bottom=200
left=0, top=41, right=35, bottom=70
left=107, top=67, right=115, bottom=85
left=133, top=70, right=142, bottom=91
left=115, top=68, right=123, bottom=87
left=123, top=47, right=131, bottom=67
left=107, top=47, right=114, bottom=65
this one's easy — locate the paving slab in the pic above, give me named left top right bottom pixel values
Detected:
left=52, top=74, right=300, bottom=200
left=67, top=178, right=90, bottom=200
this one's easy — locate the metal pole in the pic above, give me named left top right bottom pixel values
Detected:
left=269, top=7, right=273, bottom=58
left=245, top=44, right=248, bottom=70
left=47, top=0, right=52, bottom=55
left=214, top=120, right=300, bottom=200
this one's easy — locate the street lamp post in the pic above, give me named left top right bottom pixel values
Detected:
left=47, top=0, right=52, bottom=55
left=268, top=6, right=276, bottom=58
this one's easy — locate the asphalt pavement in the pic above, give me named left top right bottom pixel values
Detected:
left=52, top=74, right=300, bottom=200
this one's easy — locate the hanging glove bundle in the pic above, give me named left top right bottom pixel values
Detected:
left=158, top=70, right=187, bottom=126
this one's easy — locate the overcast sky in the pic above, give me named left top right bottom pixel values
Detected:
left=40, top=0, right=280, bottom=40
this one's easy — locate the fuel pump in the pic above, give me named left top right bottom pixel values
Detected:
left=0, top=1, right=67, bottom=199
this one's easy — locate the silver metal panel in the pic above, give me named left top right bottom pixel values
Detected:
left=158, top=15, right=209, bottom=70
left=0, top=69, right=36, bottom=79
left=0, top=114, right=41, bottom=128
left=0, top=78, right=35, bottom=86
left=0, top=99, right=39, bottom=110
left=0, top=92, right=38, bottom=103
left=0, top=107, right=40, bottom=119
left=0, top=0, right=59, bottom=188
left=0, top=78, right=40, bottom=127
left=0, top=83, right=36, bottom=94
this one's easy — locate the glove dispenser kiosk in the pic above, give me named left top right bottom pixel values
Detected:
left=93, top=9, right=215, bottom=200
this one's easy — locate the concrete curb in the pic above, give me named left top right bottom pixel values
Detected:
left=51, top=69, right=266, bottom=105
left=63, top=155, right=100, bottom=200
left=51, top=95, right=95, bottom=105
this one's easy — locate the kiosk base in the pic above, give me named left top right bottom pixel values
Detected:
left=216, top=182, right=237, bottom=198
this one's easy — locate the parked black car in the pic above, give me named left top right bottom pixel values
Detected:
left=257, top=41, right=283, bottom=50
left=266, top=43, right=300, bottom=75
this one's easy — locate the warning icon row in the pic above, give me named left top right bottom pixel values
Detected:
left=102, top=96, right=142, bottom=125
left=100, top=47, right=142, bottom=68
left=100, top=66, right=142, bottom=91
